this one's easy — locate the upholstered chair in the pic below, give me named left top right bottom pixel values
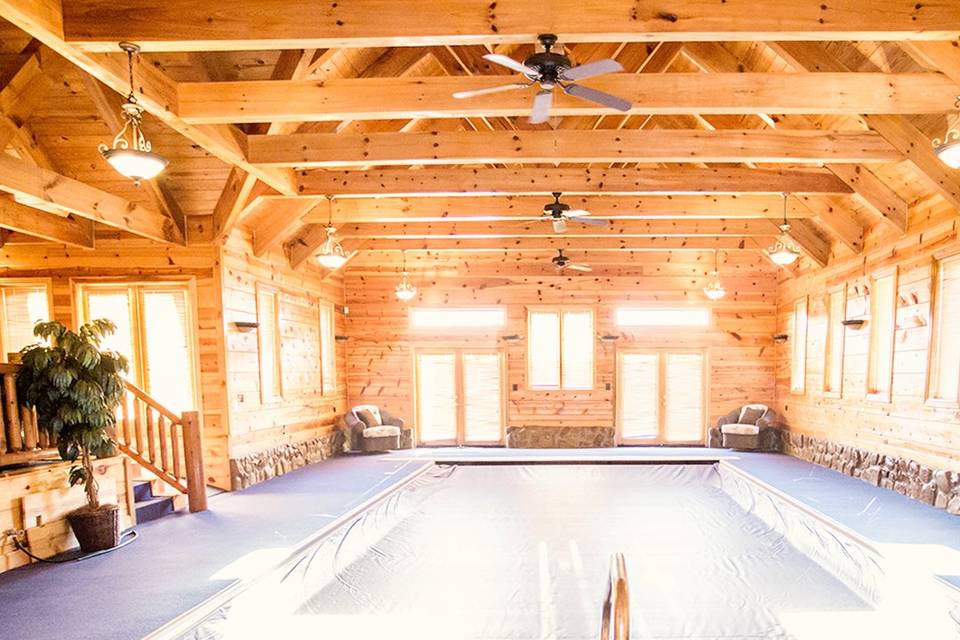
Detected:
left=343, top=404, right=412, bottom=452
left=708, top=404, right=776, bottom=450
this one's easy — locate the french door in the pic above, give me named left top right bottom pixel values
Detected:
left=415, top=349, right=505, bottom=445
left=617, top=350, right=706, bottom=444
left=77, top=282, right=199, bottom=415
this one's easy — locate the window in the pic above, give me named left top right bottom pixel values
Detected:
left=319, top=303, right=336, bottom=395
left=791, top=297, right=808, bottom=394
left=928, top=254, right=960, bottom=406
left=410, top=307, right=506, bottom=329
left=528, top=308, right=594, bottom=390
left=78, top=282, right=198, bottom=414
left=0, top=281, right=51, bottom=360
left=867, top=268, right=897, bottom=402
left=824, top=285, right=846, bottom=396
left=615, top=307, right=710, bottom=327
left=256, top=285, right=282, bottom=403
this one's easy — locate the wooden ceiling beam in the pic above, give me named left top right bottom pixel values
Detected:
left=247, top=129, right=900, bottom=168
left=0, top=196, right=95, bottom=248
left=0, top=40, right=64, bottom=151
left=334, top=236, right=774, bottom=252
left=771, top=40, right=960, bottom=211
left=781, top=218, right=830, bottom=267
left=297, top=194, right=821, bottom=222
left=251, top=197, right=324, bottom=257
left=179, top=73, right=960, bottom=124
left=0, top=0, right=296, bottom=195
left=794, top=195, right=864, bottom=253
left=0, top=153, right=182, bottom=244
left=60, top=0, right=960, bottom=51
left=298, top=167, right=853, bottom=197
left=899, top=40, right=960, bottom=86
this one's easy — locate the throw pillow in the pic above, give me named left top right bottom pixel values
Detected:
left=739, top=406, right=766, bottom=425
left=356, top=409, right=381, bottom=428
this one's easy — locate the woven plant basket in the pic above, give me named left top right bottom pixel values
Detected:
left=67, top=503, right=120, bottom=552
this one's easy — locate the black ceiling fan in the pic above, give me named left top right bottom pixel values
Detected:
left=452, top=34, right=631, bottom=124
left=552, top=249, right=592, bottom=273
left=539, top=192, right=609, bottom=233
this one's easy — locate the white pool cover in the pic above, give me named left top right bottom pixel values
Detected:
left=177, top=463, right=905, bottom=639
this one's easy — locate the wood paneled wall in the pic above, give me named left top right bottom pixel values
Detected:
left=219, top=230, right=346, bottom=465
left=775, top=199, right=960, bottom=472
left=344, top=252, right=777, bottom=440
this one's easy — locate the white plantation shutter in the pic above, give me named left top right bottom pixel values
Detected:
left=931, top=256, right=960, bottom=403
left=86, top=289, right=137, bottom=373
left=418, top=353, right=458, bottom=443
left=142, top=289, right=195, bottom=414
left=791, top=298, right=808, bottom=394
left=561, top=310, right=594, bottom=390
left=463, top=353, right=502, bottom=443
left=529, top=310, right=561, bottom=388
left=319, top=304, right=336, bottom=394
left=825, top=288, right=845, bottom=394
left=619, top=353, right=659, bottom=439
left=664, top=353, right=704, bottom=441
left=868, top=273, right=896, bottom=397
left=1, top=284, right=50, bottom=358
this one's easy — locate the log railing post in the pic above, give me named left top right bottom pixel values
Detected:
left=180, top=411, right=207, bottom=513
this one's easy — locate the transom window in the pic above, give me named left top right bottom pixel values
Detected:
left=614, top=307, right=711, bottom=327
left=527, top=308, right=594, bottom=390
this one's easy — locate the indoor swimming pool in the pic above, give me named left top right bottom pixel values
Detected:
left=165, top=463, right=958, bottom=640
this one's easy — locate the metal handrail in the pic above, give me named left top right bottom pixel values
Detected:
left=599, top=552, right=629, bottom=640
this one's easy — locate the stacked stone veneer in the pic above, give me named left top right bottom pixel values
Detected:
left=781, top=431, right=960, bottom=515
left=230, top=430, right=344, bottom=490
left=506, top=426, right=615, bottom=448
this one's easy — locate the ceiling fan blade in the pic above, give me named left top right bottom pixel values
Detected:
left=563, top=83, right=632, bottom=112
left=452, top=83, right=528, bottom=99
left=572, top=217, right=609, bottom=227
left=483, top=53, right=538, bottom=76
left=561, top=58, right=624, bottom=81
left=564, top=209, right=591, bottom=218
left=567, top=263, right=593, bottom=272
left=552, top=217, right=568, bottom=233
left=529, top=89, right=553, bottom=124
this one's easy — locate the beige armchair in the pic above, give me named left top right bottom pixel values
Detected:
left=343, top=404, right=411, bottom=452
left=708, top=404, right=776, bottom=450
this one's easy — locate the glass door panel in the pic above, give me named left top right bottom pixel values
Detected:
left=417, top=353, right=458, bottom=444
left=84, top=288, right=138, bottom=379
left=141, top=288, right=196, bottom=414
left=664, top=352, right=705, bottom=442
left=463, top=353, right=503, bottom=444
left=618, top=352, right=660, bottom=441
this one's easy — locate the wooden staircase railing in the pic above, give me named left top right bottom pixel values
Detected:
left=116, top=381, right=207, bottom=513
left=0, top=363, right=207, bottom=513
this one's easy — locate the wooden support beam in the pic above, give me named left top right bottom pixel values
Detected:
left=179, top=73, right=960, bottom=124
left=793, top=195, right=864, bottom=253
left=297, top=194, right=819, bottom=222
left=899, top=40, right=960, bottom=86
left=771, top=41, right=960, bottom=211
left=335, top=219, right=785, bottom=239
left=337, top=236, right=774, bottom=253
left=782, top=218, right=831, bottom=267
left=0, top=197, right=95, bottom=248
left=0, top=153, right=182, bottom=244
left=60, top=1, right=960, bottom=51
left=0, top=40, right=64, bottom=151
left=298, top=167, right=853, bottom=197
left=0, top=0, right=295, bottom=195
left=825, top=164, right=908, bottom=233
left=247, top=129, right=900, bottom=168
left=252, top=197, right=324, bottom=257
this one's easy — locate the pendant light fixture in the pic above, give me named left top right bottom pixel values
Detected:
left=703, top=249, right=727, bottom=300
left=98, top=42, right=168, bottom=186
left=315, top=208, right=348, bottom=269
left=767, top=193, right=802, bottom=266
left=394, top=251, right=418, bottom=302
left=933, top=96, right=960, bottom=169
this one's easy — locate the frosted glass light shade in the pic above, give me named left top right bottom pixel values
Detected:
left=102, top=148, right=168, bottom=184
left=935, top=138, right=960, bottom=169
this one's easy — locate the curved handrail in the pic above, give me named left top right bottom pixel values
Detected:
left=599, top=552, right=629, bottom=640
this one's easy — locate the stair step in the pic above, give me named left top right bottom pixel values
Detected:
left=132, top=479, right=154, bottom=503
left=134, top=493, right=186, bottom=524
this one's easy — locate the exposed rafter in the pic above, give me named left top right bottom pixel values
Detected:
left=0, top=196, right=95, bottom=248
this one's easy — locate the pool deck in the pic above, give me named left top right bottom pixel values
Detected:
left=0, top=447, right=957, bottom=639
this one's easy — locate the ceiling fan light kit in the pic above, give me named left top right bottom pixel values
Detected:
left=453, top=34, right=631, bottom=124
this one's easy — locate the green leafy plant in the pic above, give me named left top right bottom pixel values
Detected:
left=16, top=320, right=129, bottom=511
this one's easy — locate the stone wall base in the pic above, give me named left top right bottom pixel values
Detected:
left=506, top=426, right=615, bottom=448
left=230, top=430, right=344, bottom=490
left=781, top=431, right=960, bottom=515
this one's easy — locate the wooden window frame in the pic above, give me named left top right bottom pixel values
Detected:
left=615, top=348, right=708, bottom=446
left=790, top=296, right=808, bottom=395
left=319, top=301, right=336, bottom=397
left=866, top=266, right=898, bottom=404
left=0, top=277, right=54, bottom=361
left=925, top=250, right=960, bottom=410
left=526, top=306, right=596, bottom=391
left=74, top=279, right=202, bottom=411
left=413, top=347, right=506, bottom=446
left=255, top=283, right=283, bottom=404
left=823, top=284, right=847, bottom=399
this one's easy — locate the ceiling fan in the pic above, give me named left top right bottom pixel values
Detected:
left=452, top=34, right=631, bottom=124
left=540, top=192, right=609, bottom=233
left=552, top=249, right=592, bottom=273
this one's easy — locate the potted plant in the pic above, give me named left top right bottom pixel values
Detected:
left=16, top=319, right=129, bottom=552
